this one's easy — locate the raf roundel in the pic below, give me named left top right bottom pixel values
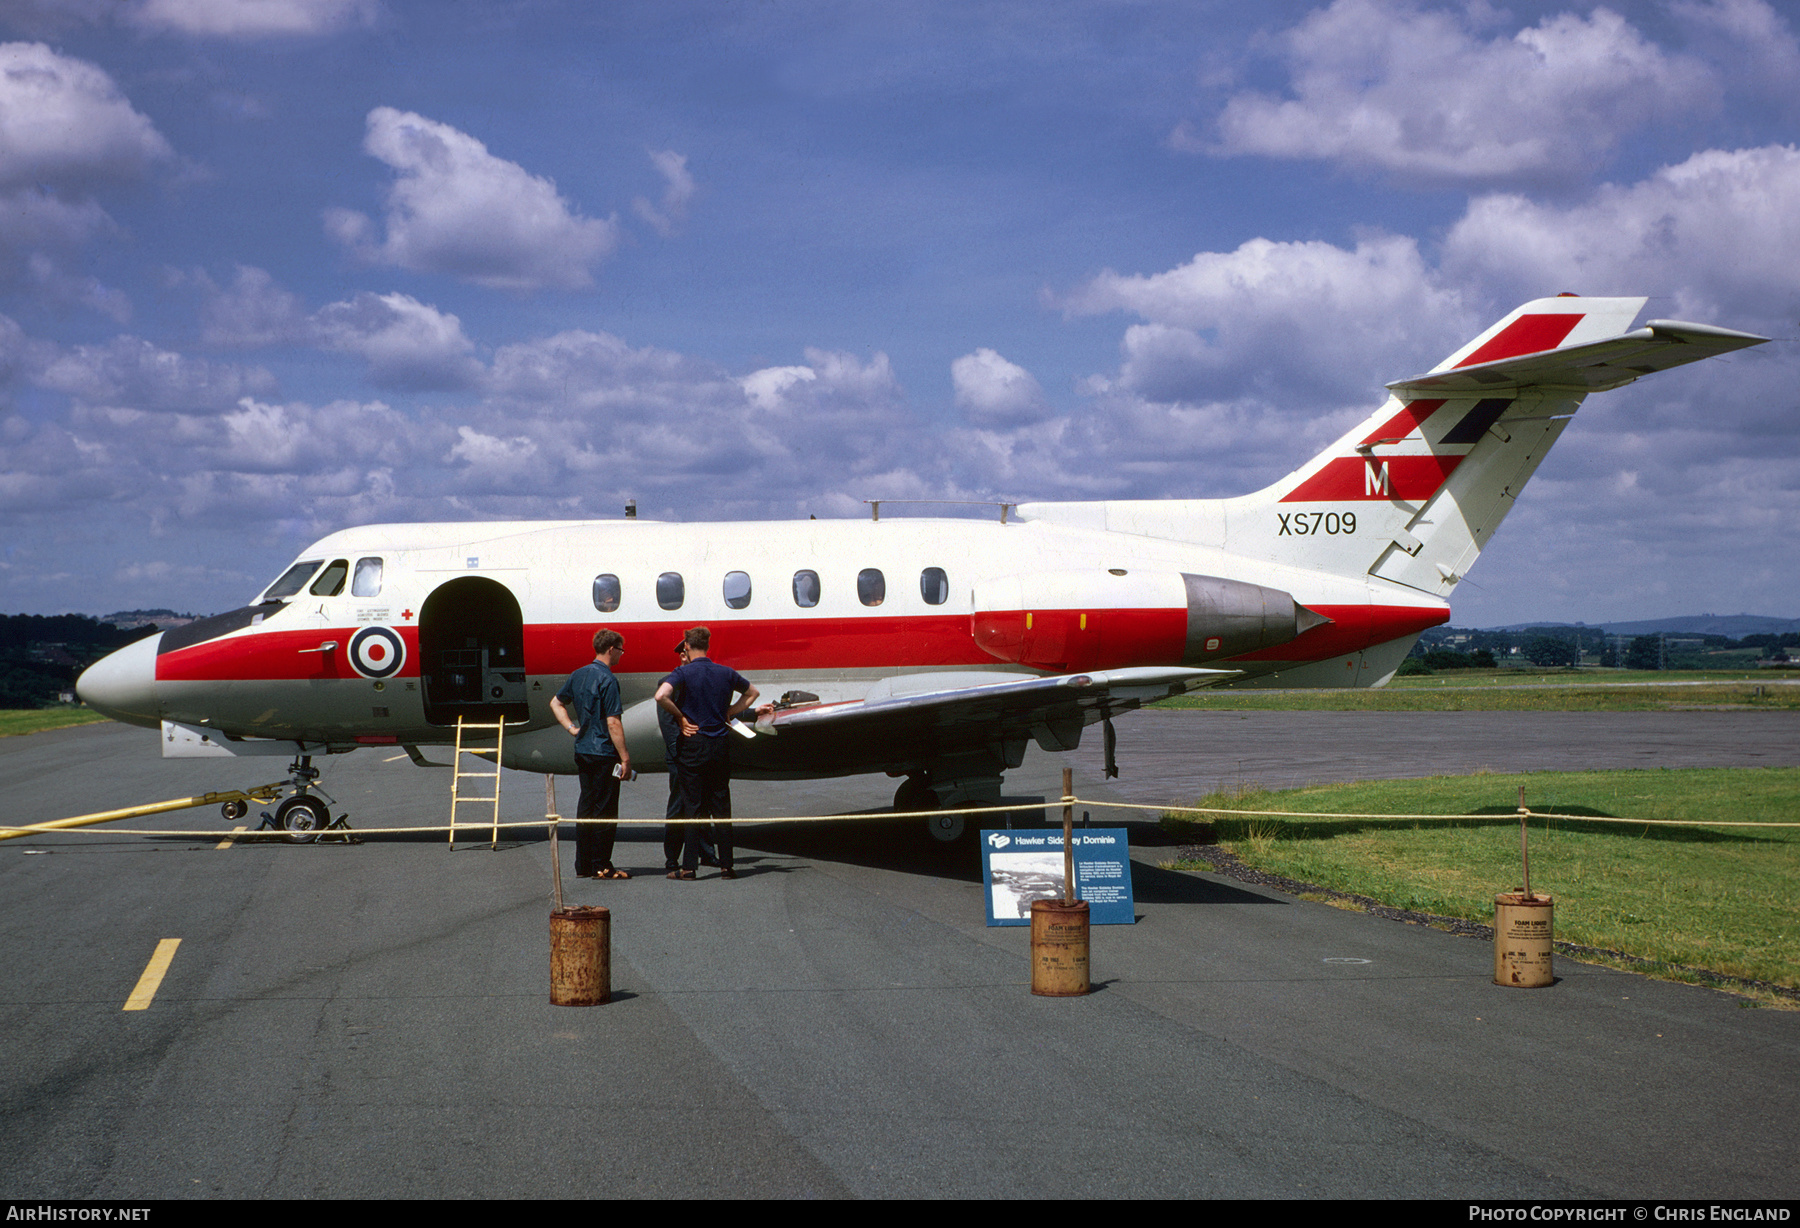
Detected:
left=347, top=625, right=406, bottom=680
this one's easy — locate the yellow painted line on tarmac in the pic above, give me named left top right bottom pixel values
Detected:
left=215, top=825, right=246, bottom=850
left=123, top=939, right=181, bottom=1011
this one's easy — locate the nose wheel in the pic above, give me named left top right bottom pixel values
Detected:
left=274, top=795, right=331, bottom=843
left=243, top=755, right=354, bottom=843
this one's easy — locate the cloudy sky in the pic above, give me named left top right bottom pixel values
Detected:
left=0, top=0, right=1793, bottom=626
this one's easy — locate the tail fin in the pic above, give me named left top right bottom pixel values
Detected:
left=1225, top=296, right=1767, bottom=596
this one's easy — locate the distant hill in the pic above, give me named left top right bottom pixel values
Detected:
left=103, top=608, right=198, bottom=629
left=1594, top=614, right=1800, bottom=638
left=1486, top=614, right=1799, bottom=637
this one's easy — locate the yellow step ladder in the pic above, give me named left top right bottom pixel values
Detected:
left=449, top=717, right=505, bottom=850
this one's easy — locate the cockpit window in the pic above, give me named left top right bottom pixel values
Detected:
left=310, top=559, right=350, bottom=597
left=352, top=557, right=384, bottom=598
left=263, top=560, right=323, bottom=601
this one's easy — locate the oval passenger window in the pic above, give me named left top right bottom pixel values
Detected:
left=723, top=571, right=752, bottom=610
left=793, top=570, right=820, bottom=608
left=593, top=574, right=621, bottom=613
left=857, top=568, right=886, bottom=607
left=920, top=567, right=948, bottom=605
left=657, top=572, right=685, bottom=611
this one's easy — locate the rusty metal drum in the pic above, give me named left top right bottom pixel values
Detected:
left=1030, top=898, right=1091, bottom=996
left=1493, top=892, right=1554, bottom=988
left=551, top=904, right=611, bottom=1006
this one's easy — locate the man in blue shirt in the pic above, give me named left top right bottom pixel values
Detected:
left=659, top=638, right=719, bottom=873
left=654, top=626, right=759, bottom=879
left=550, top=628, right=631, bottom=879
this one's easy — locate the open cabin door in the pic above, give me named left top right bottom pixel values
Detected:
left=418, top=576, right=529, bottom=726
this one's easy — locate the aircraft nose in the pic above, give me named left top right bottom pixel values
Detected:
left=76, top=632, right=163, bottom=729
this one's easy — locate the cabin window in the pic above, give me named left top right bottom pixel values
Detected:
left=657, top=572, right=685, bottom=611
left=857, top=568, right=886, bottom=607
left=723, top=570, right=752, bottom=610
left=592, top=574, right=621, bottom=612
left=263, top=560, right=322, bottom=601
left=920, top=567, right=949, bottom=605
left=792, top=570, right=820, bottom=608
left=309, top=559, right=349, bottom=597
left=352, top=557, right=384, bottom=598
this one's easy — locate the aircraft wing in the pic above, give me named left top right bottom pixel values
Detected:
left=1386, top=320, right=1769, bottom=396
left=754, top=665, right=1232, bottom=758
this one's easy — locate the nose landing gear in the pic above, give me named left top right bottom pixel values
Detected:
left=245, top=755, right=355, bottom=844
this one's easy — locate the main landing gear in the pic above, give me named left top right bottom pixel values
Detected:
left=892, top=775, right=971, bottom=844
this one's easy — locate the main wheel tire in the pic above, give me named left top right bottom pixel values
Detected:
left=275, top=795, right=330, bottom=844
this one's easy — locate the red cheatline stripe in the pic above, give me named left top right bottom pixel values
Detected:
left=154, top=604, right=1450, bottom=683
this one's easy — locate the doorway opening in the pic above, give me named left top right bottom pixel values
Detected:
left=419, top=576, right=529, bottom=726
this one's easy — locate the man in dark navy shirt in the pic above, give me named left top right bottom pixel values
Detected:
left=659, top=639, right=719, bottom=872
left=654, top=626, right=759, bottom=879
left=551, top=628, right=631, bottom=879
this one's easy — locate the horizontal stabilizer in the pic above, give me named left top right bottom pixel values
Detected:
left=1388, top=320, right=1768, bottom=396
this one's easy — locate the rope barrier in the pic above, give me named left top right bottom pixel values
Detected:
left=6, top=793, right=1796, bottom=839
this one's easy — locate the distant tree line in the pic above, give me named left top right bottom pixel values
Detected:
left=1409, top=624, right=1798, bottom=673
left=0, top=615, right=157, bottom=709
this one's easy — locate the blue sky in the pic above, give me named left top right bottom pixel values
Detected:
left=0, top=0, right=1794, bottom=626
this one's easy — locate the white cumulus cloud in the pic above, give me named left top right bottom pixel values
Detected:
left=951, top=347, right=1049, bottom=426
left=1443, top=143, right=1800, bottom=329
left=0, top=44, right=171, bottom=315
left=632, top=148, right=695, bottom=237
left=326, top=107, right=619, bottom=292
left=1200, top=0, right=1717, bottom=185
left=193, top=264, right=307, bottom=348
left=740, top=364, right=816, bottom=411
left=36, top=335, right=276, bottom=412
left=0, top=42, right=173, bottom=188
left=1061, top=233, right=1471, bottom=404
left=124, top=0, right=377, bottom=38
left=310, top=290, right=483, bottom=389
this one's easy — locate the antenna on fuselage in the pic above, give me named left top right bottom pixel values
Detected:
left=625, top=499, right=637, bottom=519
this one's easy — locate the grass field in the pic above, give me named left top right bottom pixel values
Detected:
left=0, top=709, right=109, bottom=738
left=1162, top=768, right=1800, bottom=997
left=1155, top=669, right=1800, bottom=711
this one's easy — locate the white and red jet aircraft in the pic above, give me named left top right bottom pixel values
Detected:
left=78, top=295, right=1766, bottom=837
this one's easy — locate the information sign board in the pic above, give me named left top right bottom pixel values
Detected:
left=980, top=828, right=1136, bottom=926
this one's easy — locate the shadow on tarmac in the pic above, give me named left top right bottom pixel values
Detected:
left=1127, top=858, right=1289, bottom=907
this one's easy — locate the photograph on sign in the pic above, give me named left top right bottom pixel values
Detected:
left=980, top=829, right=1136, bottom=926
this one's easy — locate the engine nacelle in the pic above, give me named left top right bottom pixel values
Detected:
left=971, top=570, right=1328, bottom=671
